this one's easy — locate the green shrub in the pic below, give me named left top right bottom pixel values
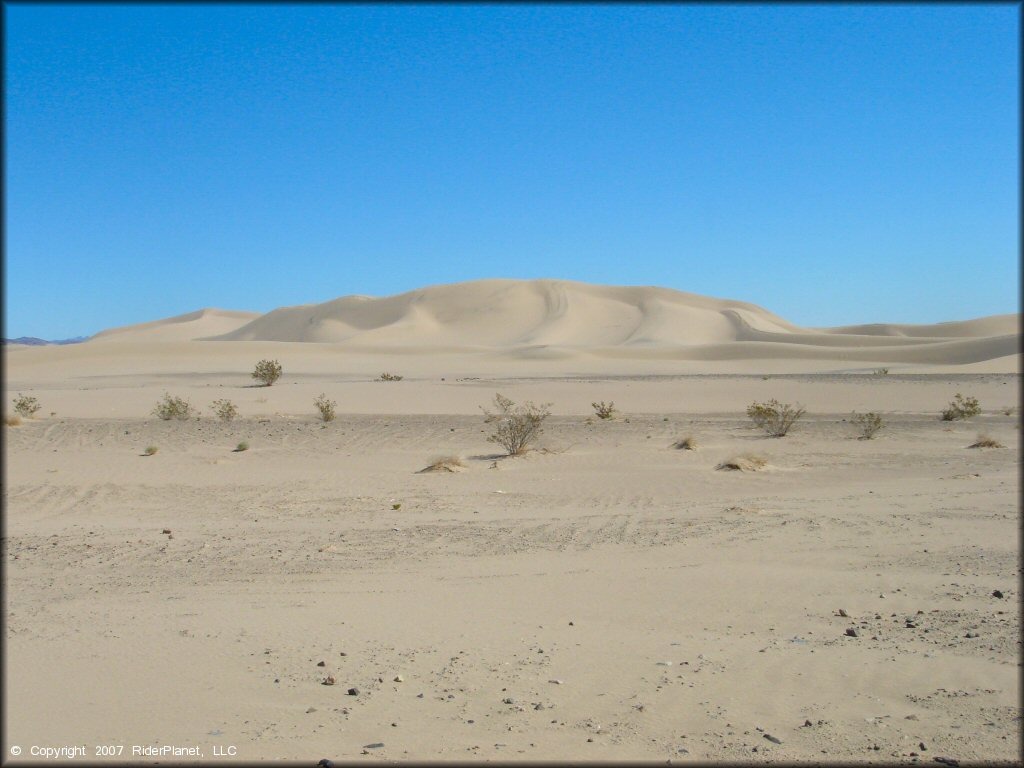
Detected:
left=12, top=394, right=40, bottom=418
left=378, top=372, right=403, bottom=381
left=852, top=411, right=884, bottom=439
left=143, top=446, right=159, bottom=456
left=747, top=399, right=805, bottom=437
left=591, top=401, right=616, bottom=420
left=873, top=368, right=889, bottom=375
left=210, top=399, right=239, bottom=421
left=941, top=393, right=980, bottom=421
left=252, top=359, right=282, bottom=387
left=234, top=441, right=249, bottom=452
left=153, top=393, right=193, bottom=421
left=482, top=393, right=551, bottom=456
left=314, top=393, right=336, bottom=422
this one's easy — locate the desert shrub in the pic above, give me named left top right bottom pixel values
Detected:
left=873, top=368, right=889, bottom=375
left=672, top=435, right=697, bottom=450
left=210, top=399, right=239, bottom=421
left=252, top=359, right=282, bottom=387
left=592, top=401, right=616, bottom=420
left=234, top=441, right=249, bottom=452
left=314, top=393, right=336, bottom=422
left=851, top=411, right=884, bottom=440
left=1003, top=406, right=1016, bottom=416
left=941, top=393, right=981, bottom=421
left=483, top=393, right=551, bottom=456
left=5, top=415, right=23, bottom=427
left=969, top=434, right=1003, bottom=449
left=716, top=454, right=767, bottom=472
left=153, top=392, right=193, bottom=421
left=418, top=455, right=465, bottom=473
left=143, top=446, right=159, bottom=456
left=12, top=394, right=40, bottom=418
left=378, top=373, right=403, bottom=381
left=480, top=393, right=515, bottom=423
left=747, top=399, right=805, bottom=437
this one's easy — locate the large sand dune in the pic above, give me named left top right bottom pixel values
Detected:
left=35, top=279, right=1015, bottom=374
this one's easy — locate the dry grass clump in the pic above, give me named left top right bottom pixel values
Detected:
left=968, top=434, right=1004, bottom=449
left=591, top=401, right=616, bottom=420
left=851, top=411, right=885, bottom=439
left=143, top=446, right=159, bottom=456
left=873, top=367, right=889, bottom=375
left=672, top=435, right=698, bottom=450
left=314, top=393, right=336, bottom=422
left=481, top=393, right=551, bottom=456
left=941, top=393, right=980, bottom=421
left=13, top=394, right=41, bottom=418
left=715, top=454, right=768, bottom=472
left=252, top=359, right=282, bottom=387
left=378, top=372, right=403, bottom=381
left=153, top=393, right=193, bottom=421
left=234, top=441, right=249, bottom=452
left=417, top=455, right=466, bottom=473
left=747, top=399, right=805, bottom=437
left=5, top=414, right=23, bottom=427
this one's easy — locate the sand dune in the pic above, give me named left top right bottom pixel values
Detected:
left=59, top=279, right=1017, bottom=371
left=90, top=308, right=260, bottom=343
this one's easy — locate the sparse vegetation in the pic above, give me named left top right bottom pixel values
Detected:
left=143, top=446, right=159, bottom=456
left=13, top=394, right=40, bottom=418
left=851, top=411, right=885, bottom=440
left=234, top=441, right=249, bottom=452
left=314, top=393, right=336, bottom=422
left=941, top=393, right=981, bottom=421
left=252, top=359, right=282, bottom=387
left=592, top=401, right=616, bottom=420
left=482, top=393, right=551, bottom=456
left=210, top=399, right=239, bottom=421
left=716, top=454, right=767, bottom=472
left=378, top=373, right=403, bottom=381
left=747, top=399, right=805, bottom=437
left=5, top=415, right=23, bottom=427
left=1002, top=406, right=1016, bottom=417
left=418, top=455, right=466, bottom=473
left=153, top=393, right=193, bottom=421
left=672, top=435, right=698, bottom=450
left=873, top=368, right=890, bottom=375
left=969, top=434, right=1003, bottom=449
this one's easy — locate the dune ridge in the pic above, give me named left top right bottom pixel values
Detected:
left=64, top=279, right=1016, bottom=369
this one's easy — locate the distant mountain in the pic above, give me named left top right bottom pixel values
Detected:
left=3, top=336, right=89, bottom=346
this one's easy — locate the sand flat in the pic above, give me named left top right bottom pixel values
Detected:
left=3, top=280, right=1020, bottom=762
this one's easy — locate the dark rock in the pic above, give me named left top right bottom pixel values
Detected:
left=317, top=661, right=326, bottom=667
left=845, top=628, right=858, bottom=637
left=318, top=760, right=335, bottom=768
left=347, top=687, right=360, bottom=696
left=363, top=743, right=384, bottom=749
left=933, top=758, right=959, bottom=767
left=992, top=590, right=1004, bottom=599
left=764, top=734, right=782, bottom=744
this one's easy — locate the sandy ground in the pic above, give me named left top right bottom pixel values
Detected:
left=3, top=359, right=1020, bottom=763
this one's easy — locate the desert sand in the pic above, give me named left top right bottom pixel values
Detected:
left=3, top=279, right=1020, bottom=763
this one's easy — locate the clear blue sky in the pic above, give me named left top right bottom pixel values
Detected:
left=4, top=3, right=1019, bottom=339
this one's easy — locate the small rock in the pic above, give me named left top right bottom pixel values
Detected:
left=347, top=687, right=360, bottom=696
left=318, top=760, right=335, bottom=768
left=764, top=734, right=782, bottom=745
left=502, top=697, right=515, bottom=705
left=549, top=679, right=563, bottom=685
left=533, top=703, right=546, bottom=711
left=845, top=628, right=859, bottom=638
left=803, top=720, right=813, bottom=727
left=363, top=743, right=384, bottom=749
left=317, top=661, right=326, bottom=667
left=322, top=676, right=335, bottom=686
left=837, top=609, right=849, bottom=617
left=933, top=758, right=959, bottom=767
left=306, top=707, right=317, bottom=713
left=920, top=742, right=927, bottom=751
left=339, top=652, right=347, bottom=656
left=394, top=675, right=404, bottom=682
left=162, top=529, right=172, bottom=534
left=993, top=590, right=1004, bottom=599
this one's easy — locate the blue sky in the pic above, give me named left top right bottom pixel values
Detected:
left=4, top=3, right=1019, bottom=339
